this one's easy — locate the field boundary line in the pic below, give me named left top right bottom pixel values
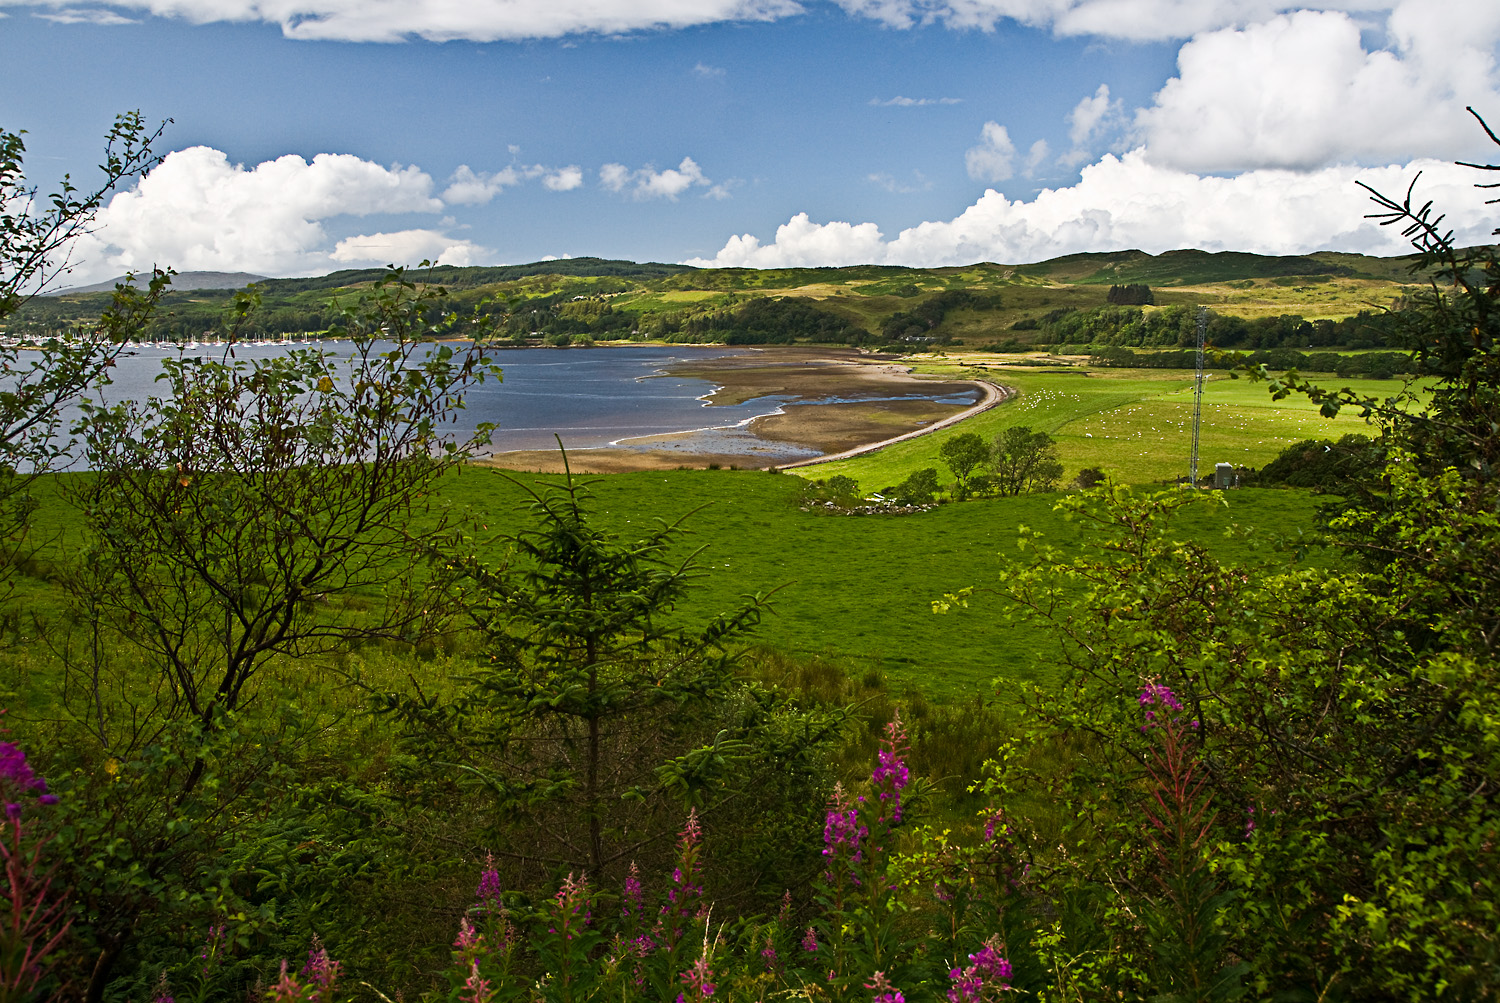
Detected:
left=777, top=378, right=1012, bottom=470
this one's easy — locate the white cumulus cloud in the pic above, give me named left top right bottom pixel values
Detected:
left=1063, top=83, right=1122, bottom=166
left=440, top=162, right=583, bottom=203
left=688, top=151, right=1495, bottom=268
left=62, top=146, right=488, bottom=281
left=442, top=165, right=528, bottom=205
left=1137, top=7, right=1500, bottom=172
left=0, top=0, right=803, bottom=42
left=331, top=228, right=486, bottom=266
left=965, top=121, right=1016, bottom=182
left=543, top=166, right=585, bottom=191
left=600, top=157, right=714, bottom=200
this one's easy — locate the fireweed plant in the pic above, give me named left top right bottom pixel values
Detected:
left=0, top=732, right=68, bottom=1003
left=336, top=717, right=1015, bottom=1002
left=1136, top=685, right=1247, bottom=1002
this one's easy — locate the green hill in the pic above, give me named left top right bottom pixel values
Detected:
left=7, top=248, right=1436, bottom=348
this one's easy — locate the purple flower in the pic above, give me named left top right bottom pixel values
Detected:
left=870, top=715, right=911, bottom=824
left=1138, top=683, right=1186, bottom=731
left=866, top=970, right=906, bottom=1003
left=801, top=926, right=819, bottom=953
left=1138, top=683, right=1182, bottom=712
left=947, top=937, right=1012, bottom=1002
left=301, top=936, right=340, bottom=993
left=760, top=933, right=779, bottom=972
left=676, top=952, right=715, bottom=1001
left=622, top=862, right=644, bottom=918
left=200, top=924, right=227, bottom=976
left=475, top=853, right=502, bottom=910
left=823, top=783, right=866, bottom=858
left=0, top=741, right=57, bottom=814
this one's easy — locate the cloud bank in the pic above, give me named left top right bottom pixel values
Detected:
left=1, top=0, right=1433, bottom=44
left=3, top=0, right=803, bottom=42
left=687, top=153, right=1494, bottom=268
left=1137, top=7, right=1500, bottom=171
left=66, top=146, right=486, bottom=281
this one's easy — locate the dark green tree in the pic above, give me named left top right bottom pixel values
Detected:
left=938, top=432, right=992, bottom=497
left=394, top=463, right=797, bottom=882
left=888, top=467, right=940, bottom=505
left=990, top=426, right=1062, bottom=496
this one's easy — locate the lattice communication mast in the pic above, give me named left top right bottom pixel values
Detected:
left=1188, top=307, right=1206, bottom=488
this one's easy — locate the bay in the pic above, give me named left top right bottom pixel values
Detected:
left=67, top=342, right=979, bottom=462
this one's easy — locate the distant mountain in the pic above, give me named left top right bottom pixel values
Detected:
left=44, top=271, right=269, bottom=296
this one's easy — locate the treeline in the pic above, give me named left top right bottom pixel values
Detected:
left=1019, top=302, right=1402, bottom=349
left=1089, top=345, right=1413, bottom=378
left=650, top=296, right=870, bottom=345
left=1105, top=283, right=1154, bottom=305
left=881, top=289, right=1002, bottom=342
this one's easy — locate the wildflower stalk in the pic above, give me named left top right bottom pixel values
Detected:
left=0, top=738, right=68, bottom=1003
left=539, top=873, right=597, bottom=1003
left=1137, top=684, right=1247, bottom=1001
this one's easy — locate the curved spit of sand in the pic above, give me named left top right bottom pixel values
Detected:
left=775, top=378, right=1012, bottom=470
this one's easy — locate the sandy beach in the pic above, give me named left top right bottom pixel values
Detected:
left=478, top=346, right=996, bottom=473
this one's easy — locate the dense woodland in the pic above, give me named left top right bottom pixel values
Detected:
left=1, top=116, right=1497, bottom=1003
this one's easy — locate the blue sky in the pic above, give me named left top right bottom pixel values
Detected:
left=3, top=0, right=1499, bottom=284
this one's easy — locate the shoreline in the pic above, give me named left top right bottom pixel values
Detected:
left=479, top=347, right=1005, bottom=474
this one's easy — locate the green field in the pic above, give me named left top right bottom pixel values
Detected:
left=797, top=364, right=1398, bottom=489
left=9, top=465, right=1329, bottom=707
left=429, top=468, right=1327, bottom=702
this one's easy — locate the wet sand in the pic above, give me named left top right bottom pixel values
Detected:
left=478, top=346, right=992, bottom=473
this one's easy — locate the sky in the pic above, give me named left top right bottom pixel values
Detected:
left=3, top=0, right=1500, bottom=285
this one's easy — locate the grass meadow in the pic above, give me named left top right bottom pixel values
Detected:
left=8, top=464, right=1327, bottom=708
left=434, top=468, right=1327, bottom=702
left=797, top=363, right=1401, bottom=490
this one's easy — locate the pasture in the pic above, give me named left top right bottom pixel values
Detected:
left=796, top=363, right=1400, bottom=489
left=436, top=468, right=1327, bottom=702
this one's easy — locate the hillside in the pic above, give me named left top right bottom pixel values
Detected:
left=7, top=247, right=1432, bottom=350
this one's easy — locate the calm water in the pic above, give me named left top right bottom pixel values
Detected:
left=74, top=343, right=979, bottom=461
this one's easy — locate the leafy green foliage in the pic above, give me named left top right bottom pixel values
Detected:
left=942, top=482, right=1499, bottom=999
left=938, top=433, right=991, bottom=496
left=990, top=426, right=1061, bottom=496
left=1246, top=433, right=1386, bottom=492
left=46, top=268, right=501, bottom=1000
